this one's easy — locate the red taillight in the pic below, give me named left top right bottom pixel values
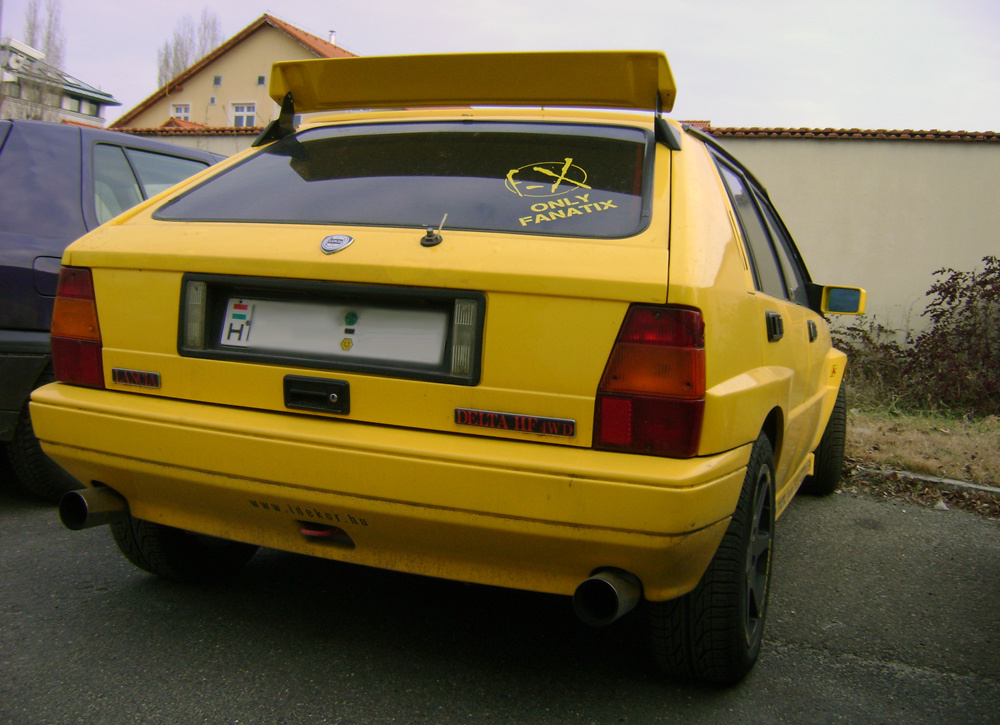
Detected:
left=50, top=267, right=104, bottom=389
left=594, top=306, right=705, bottom=458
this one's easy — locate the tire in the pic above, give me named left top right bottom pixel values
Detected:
left=799, top=385, right=847, bottom=496
left=648, top=433, right=775, bottom=685
left=6, top=369, right=82, bottom=503
left=111, top=512, right=258, bottom=583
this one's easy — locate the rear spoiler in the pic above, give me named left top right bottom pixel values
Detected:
left=256, top=51, right=678, bottom=149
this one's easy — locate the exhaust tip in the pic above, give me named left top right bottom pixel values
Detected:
left=59, top=487, right=127, bottom=530
left=573, top=568, right=642, bottom=627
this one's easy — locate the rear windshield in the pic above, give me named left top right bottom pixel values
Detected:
left=154, top=122, right=652, bottom=238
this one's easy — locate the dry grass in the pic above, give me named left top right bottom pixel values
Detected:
left=846, top=409, right=1000, bottom=486
left=844, top=408, right=1000, bottom=518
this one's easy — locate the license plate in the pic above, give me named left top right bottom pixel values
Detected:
left=220, top=297, right=449, bottom=367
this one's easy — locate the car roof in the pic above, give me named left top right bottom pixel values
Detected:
left=1, top=119, right=223, bottom=164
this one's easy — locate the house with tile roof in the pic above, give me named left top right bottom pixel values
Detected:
left=110, top=14, right=354, bottom=135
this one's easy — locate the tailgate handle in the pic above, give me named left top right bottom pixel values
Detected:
left=284, top=376, right=350, bottom=414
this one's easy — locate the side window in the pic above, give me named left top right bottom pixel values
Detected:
left=93, top=144, right=143, bottom=225
left=124, top=149, right=208, bottom=197
left=716, top=161, right=787, bottom=300
left=754, top=191, right=811, bottom=307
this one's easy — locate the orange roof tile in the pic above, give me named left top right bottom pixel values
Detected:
left=705, top=126, right=999, bottom=142
left=160, top=117, right=208, bottom=129
left=111, top=14, right=356, bottom=128
left=59, top=119, right=106, bottom=129
left=113, top=126, right=263, bottom=137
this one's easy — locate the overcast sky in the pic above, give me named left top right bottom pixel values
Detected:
left=1, top=0, right=997, bottom=131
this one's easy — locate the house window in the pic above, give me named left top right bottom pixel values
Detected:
left=232, top=103, right=255, bottom=127
left=257, top=75, right=266, bottom=86
left=61, top=96, right=81, bottom=113
left=209, top=96, right=216, bottom=105
left=213, top=75, right=222, bottom=86
left=171, top=103, right=190, bottom=121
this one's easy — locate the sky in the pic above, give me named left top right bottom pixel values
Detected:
left=1, top=0, right=998, bottom=131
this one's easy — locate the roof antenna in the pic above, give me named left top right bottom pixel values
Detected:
left=421, top=213, right=448, bottom=247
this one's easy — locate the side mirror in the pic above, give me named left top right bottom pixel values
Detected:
left=820, top=286, right=866, bottom=315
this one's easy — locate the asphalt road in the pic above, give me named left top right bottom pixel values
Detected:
left=2, top=453, right=999, bottom=724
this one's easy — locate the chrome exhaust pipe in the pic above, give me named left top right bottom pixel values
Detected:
left=573, top=568, right=642, bottom=627
left=59, top=486, right=128, bottom=530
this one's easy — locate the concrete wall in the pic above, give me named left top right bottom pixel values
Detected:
left=718, top=136, right=1000, bottom=333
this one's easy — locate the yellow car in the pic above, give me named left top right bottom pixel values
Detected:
left=31, top=51, right=864, bottom=684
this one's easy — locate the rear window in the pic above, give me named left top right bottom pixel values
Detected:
left=155, top=122, right=652, bottom=238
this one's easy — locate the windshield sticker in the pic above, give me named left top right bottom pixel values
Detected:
left=517, top=193, right=618, bottom=228
left=506, top=158, right=591, bottom=197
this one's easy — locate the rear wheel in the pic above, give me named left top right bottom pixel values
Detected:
left=111, top=512, right=258, bottom=583
left=648, top=433, right=775, bottom=684
left=799, top=385, right=847, bottom=496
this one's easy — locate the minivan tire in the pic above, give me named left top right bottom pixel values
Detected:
left=7, top=370, right=82, bottom=502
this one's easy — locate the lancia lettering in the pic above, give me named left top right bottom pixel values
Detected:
left=454, top=408, right=576, bottom=437
left=111, top=368, right=161, bottom=388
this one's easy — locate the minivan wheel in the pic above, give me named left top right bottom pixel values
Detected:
left=647, top=433, right=775, bottom=685
left=111, top=512, right=258, bottom=583
left=7, top=370, right=82, bottom=502
left=799, top=385, right=847, bottom=496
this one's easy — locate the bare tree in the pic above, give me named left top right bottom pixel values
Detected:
left=22, top=0, right=63, bottom=68
left=157, top=9, right=222, bottom=87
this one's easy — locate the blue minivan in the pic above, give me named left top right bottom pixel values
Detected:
left=0, top=119, right=221, bottom=500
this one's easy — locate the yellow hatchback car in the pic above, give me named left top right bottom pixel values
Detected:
left=31, top=51, right=864, bottom=684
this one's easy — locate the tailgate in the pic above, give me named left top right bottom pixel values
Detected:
left=67, top=221, right=668, bottom=448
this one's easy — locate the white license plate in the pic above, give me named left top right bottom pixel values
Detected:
left=220, top=298, right=449, bottom=366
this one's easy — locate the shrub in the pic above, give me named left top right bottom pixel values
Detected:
left=834, top=256, right=1000, bottom=417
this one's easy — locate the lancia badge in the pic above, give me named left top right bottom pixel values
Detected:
left=321, top=235, right=354, bottom=254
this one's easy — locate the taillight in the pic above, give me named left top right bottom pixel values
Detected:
left=594, top=306, right=705, bottom=458
left=50, top=267, right=104, bottom=389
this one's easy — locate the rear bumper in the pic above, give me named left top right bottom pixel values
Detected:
left=30, top=383, right=750, bottom=600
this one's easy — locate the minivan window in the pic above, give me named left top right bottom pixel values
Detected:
left=94, top=144, right=210, bottom=225
left=94, top=145, right=143, bottom=225
left=126, top=148, right=209, bottom=197
left=154, top=122, right=652, bottom=239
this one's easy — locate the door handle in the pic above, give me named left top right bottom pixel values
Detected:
left=765, top=311, right=784, bottom=342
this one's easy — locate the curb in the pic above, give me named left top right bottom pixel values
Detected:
left=853, top=465, right=1000, bottom=496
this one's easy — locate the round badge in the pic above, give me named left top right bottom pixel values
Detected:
left=321, top=235, right=354, bottom=254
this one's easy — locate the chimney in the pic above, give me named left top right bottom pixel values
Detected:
left=329, top=30, right=336, bottom=45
